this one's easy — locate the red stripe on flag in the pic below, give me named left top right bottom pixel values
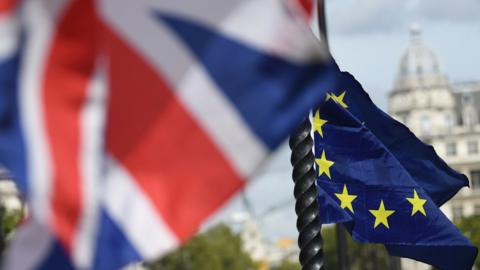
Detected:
left=43, top=0, right=97, bottom=252
left=295, top=0, right=314, bottom=17
left=0, top=0, right=17, bottom=14
left=102, top=24, right=245, bottom=241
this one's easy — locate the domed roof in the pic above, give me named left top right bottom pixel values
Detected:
left=394, top=25, right=448, bottom=90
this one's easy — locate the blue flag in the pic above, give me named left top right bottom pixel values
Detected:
left=314, top=70, right=478, bottom=269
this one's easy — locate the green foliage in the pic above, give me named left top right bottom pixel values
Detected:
left=148, top=223, right=256, bottom=270
left=2, top=209, right=23, bottom=236
left=456, top=215, right=480, bottom=269
left=271, top=260, right=301, bottom=270
left=322, top=225, right=389, bottom=270
left=0, top=206, right=23, bottom=244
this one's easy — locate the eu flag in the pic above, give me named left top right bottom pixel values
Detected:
left=314, top=70, right=478, bottom=269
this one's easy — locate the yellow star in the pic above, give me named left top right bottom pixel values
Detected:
left=312, top=110, right=328, bottom=138
left=325, top=93, right=332, bottom=101
left=406, top=189, right=427, bottom=216
left=369, top=200, right=395, bottom=229
left=335, top=184, right=357, bottom=213
left=330, top=91, right=348, bottom=108
left=315, top=150, right=334, bottom=179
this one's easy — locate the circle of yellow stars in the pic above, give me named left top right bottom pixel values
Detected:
left=314, top=91, right=428, bottom=229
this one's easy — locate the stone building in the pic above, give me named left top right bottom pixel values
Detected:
left=388, top=25, right=480, bottom=269
left=389, top=25, right=480, bottom=219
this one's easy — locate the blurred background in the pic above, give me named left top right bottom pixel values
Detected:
left=1, top=0, right=479, bottom=269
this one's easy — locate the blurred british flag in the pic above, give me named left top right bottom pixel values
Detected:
left=0, top=0, right=335, bottom=269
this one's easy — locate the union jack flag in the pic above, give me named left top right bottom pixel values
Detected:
left=0, top=0, right=335, bottom=269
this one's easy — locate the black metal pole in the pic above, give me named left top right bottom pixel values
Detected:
left=317, top=0, right=329, bottom=52
left=290, top=119, right=324, bottom=270
left=290, top=1, right=352, bottom=269
left=289, top=1, right=330, bottom=269
left=317, top=1, right=351, bottom=269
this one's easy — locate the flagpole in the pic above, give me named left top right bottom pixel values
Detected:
left=318, top=1, right=352, bottom=268
left=290, top=119, right=324, bottom=270
left=316, top=1, right=354, bottom=269
left=288, top=3, right=329, bottom=269
left=317, top=0, right=328, bottom=52
left=289, top=1, right=337, bottom=269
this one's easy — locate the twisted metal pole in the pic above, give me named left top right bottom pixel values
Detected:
left=289, top=1, right=329, bottom=269
left=290, top=119, right=324, bottom=270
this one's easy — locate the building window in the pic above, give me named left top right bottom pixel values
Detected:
left=452, top=205, right=463, bottom=221
left=446, top=142, right=456, bottom=156
left=471, top=170, right=480, bottom=190
left=464, top=110, right=477, bottom=127
left=468, top=141, right=478, bottom=154
left=445, top=115, right=454, bottom=130
left=461, top=94, right=478, bottom=127
left=420, top=116, right=431, bottom=135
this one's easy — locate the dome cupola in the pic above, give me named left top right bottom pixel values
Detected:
left=394, top=24, right=448, bottom=91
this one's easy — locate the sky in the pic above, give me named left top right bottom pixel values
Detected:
left=205, top=0, right=480, bottom=242
left=329, top=0, right=480, bottom=109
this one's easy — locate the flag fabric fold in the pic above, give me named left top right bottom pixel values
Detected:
left=314, top=70, right=477, bottom=269
left=334, top=71, right=469, bottom=206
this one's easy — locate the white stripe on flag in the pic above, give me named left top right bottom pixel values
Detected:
left=99, top=0, right=269, bottom=178
left=0, top=13, right=20, bottom=61
left=19, top=0, right=71, bottom=224
left=72, top=59, right=108, bottom=269
left=3, top=219, right=54, bottom=270
left=97, top=0, right=326, bottom=87
left=98, top=0, right=194, bottom=85
left=219, top=0, right=328, bottom=63
left=177, top=64, right=268, bottom=177
left=102, top=156, right=179, bottom=260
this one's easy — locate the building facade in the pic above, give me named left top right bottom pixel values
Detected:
left=231, top=212, right=299, bottom=269
left=388, top=26, right=480, bottom=269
